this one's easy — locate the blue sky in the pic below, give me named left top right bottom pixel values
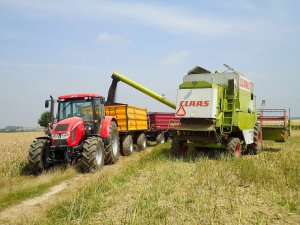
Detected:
left=0, top=0, right=299, bottom=127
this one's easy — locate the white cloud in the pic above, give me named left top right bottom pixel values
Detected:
left=0, top=0, right=259, bottom=36
left=96, top=32, right=130, bottom=44
left=163, top=51, right=190, bottom=65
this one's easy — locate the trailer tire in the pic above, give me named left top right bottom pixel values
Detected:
left=156, top=133, right=165, bottom=144
left=137, top=133, right=147, bottom=151
left=121, top=135, right=134, bottom=156
left=247, top=122, right=262, bottom=155
left=104, top=121, right=120, bottom=165
left=226, top=137, right=242, bottom=157
left=81, top=137, right=105, bottom=172
left=28, top=139, right=48, bottom=174
left=171, top=138, right=188, bottom=157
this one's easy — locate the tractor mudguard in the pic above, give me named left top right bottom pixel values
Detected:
left=100, top=116, right=118, bottom=139
left=36, top=136, right=52, bottom=141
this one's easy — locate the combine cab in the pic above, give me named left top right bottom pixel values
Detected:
left=258, top=109, right=290, bottom=142
left=28, top=93, right=120, bottom=174
left=172, top=65, right=262, bottom=157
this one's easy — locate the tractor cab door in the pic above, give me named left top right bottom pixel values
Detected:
left=93, top=97, right=105, bottom=134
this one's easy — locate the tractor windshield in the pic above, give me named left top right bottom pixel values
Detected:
left=58, top=98, right=93, bottom=121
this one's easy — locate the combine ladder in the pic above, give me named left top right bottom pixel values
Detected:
left=221, top=91, right=237, bottom=134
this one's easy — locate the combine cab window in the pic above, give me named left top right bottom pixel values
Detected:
left=58, top=98, right=93, bottom=121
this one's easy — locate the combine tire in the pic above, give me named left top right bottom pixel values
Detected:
left=137, top=133, right=147, bottom=151
left=226, top=138, right=241, bottom=157
left=171, top=138, right=188, bottom=157
left=121, top=135, right=134, bottom=156
left=104, top=122, right=120, bottom=165
left=247, top=122, right=263, bottom=155
left=81, top=137, right=105, bottom=173
left=28, top=139, right=48, bottom=174
left=156, top=133, right=165, bottom=144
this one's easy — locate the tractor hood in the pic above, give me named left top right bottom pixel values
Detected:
left=52, top=117, right=85, bottom=147
left=53, top=117, right=83, bottom=134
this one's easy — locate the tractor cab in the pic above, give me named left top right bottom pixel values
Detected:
left=55, top=94, right=105, bottom=135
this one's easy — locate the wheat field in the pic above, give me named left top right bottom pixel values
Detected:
left=0, top=131, right=299, bottom=224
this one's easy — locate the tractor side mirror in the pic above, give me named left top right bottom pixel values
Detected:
left=45, top=100, right=49, bottom=108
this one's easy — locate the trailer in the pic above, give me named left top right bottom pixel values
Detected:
left=146, top=112, right=180, bottom=144
left=258, top=109, right=290, bottom=142
left=105, top=104, right=148, bottom=156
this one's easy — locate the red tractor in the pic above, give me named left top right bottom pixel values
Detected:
left=28, top=93, right=120, bottom=173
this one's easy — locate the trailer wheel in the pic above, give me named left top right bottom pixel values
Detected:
left=171, top=138, right=188, bottom=157
left=81, top=137, right=105, bottom=172
left=156, top=133, right=165, bottom=144
left=247, top=122, right=262, bottom=155
left=121, top=135, right=134, bottom=156
left=104, top=121, right=120, bottom=165
left=226, top=138, right=241, bottom=157
left=28, top=139, right=48, bottom=174
left=137, top=133, right=147, bottom=151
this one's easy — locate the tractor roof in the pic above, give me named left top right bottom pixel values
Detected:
left=58, top=93, right=102, bottom=99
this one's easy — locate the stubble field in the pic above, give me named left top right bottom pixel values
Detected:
left=0, top=131, right=299, bottom=224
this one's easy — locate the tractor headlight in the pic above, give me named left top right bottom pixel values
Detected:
left=52, top=134, right=60, bottom=139
left=61, top=132, right=70, bottom=139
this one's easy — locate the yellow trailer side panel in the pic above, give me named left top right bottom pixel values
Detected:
left=105, top=105, right=148, bottom=132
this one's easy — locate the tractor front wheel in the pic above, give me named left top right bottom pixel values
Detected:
left=226, top=137, right=242, bottom=157
left=28, top=139, right=49, bottom=174
left=81, top=137, right=105, bottom=172
left=104, top=122, right=120, bottom=165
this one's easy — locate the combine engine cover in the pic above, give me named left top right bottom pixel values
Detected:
left=176, top=88, right=218, bottom=118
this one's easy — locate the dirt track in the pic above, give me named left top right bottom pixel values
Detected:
left=0, top=147, right=154, bottom=225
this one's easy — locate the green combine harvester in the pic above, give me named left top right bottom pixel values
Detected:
left=172, top=65, right=262, bottom=156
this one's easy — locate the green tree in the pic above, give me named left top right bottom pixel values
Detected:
left=38, top=111, right=51, bottom=128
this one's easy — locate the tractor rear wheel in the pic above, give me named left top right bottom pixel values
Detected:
left=137, top=133, right=147, bottom=151
left=28, top=139, right=48, bottom=174
left=156, top=133, right=165, bottom=144
left=247, top=122, right=263, bottom=155
left=81, top=137, right=105, bottom=172
left=121, top=135, right=134, bottom=156
left=226, top=137, right=242, bottom=157
left=171, top=138, right=188, bottom=157
left=104, top=122, right=120, bottom=165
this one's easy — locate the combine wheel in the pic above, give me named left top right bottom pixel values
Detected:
left=226, top=138, right=242, bottom=157
left=81, top=137, right=105, bottom=172
left=247, top=122, right=263, bottom=155
left=28, top=139, right=48, bottom=174
left=121, top=135, right=134, bottom=156
left=156, top=133, right=165, bottom=144
left=104, top=122, right=120, bottom=165
left=171, top=138, right=188, bottom=157
left=137, top=133, right=147, bottom=151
